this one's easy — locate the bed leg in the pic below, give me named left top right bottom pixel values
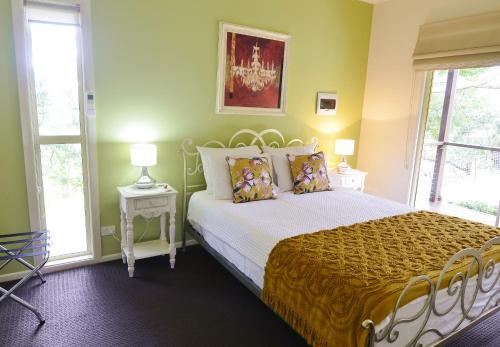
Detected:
left=182, top=228, right=187, bottom=252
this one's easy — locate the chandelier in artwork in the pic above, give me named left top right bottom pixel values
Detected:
left=230, top=41, right=278, bottom=93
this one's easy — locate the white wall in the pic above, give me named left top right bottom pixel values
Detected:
left=357, top=0, right=500, bottom=203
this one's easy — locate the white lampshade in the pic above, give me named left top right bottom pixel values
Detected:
left=130, top=144, right=157, bottom=167
left=335, top=139, right=355, bottom=156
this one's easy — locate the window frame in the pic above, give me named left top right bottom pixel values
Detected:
left=11, top=0, right=102, bottom=266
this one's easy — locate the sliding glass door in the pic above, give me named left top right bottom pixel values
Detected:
left=413, top=67, right=500, bottom=226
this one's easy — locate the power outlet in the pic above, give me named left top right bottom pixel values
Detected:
left=101, top=225, right=116, bottom=236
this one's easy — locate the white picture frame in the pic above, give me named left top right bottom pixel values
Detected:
left=215, top=22, right=290, bottom=116
left=316, top=92, right=337, bottom=116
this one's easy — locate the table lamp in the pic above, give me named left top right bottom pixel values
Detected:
left=130, top=143, right=157, bottom=189
left=335, top=139, right=355, bottom=173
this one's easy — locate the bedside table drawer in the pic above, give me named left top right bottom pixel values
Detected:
left=329, top=169, right=367, bottom=192
left=342, top=176, right=360, bottom=187
left=134, top=197, right=168, bottom=210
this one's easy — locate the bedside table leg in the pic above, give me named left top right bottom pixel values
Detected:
left=120, top=210, right=127, bottom=264
left=160, top=213, right=166, bottom=241
left=169, top=206, right=176, bottom=269
left=126, top=216, right=135, bottom=277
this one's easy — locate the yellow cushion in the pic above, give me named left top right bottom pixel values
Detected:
left=287, top=152, right=331, bottom=194
left=226, top=156, right=277, bottom=203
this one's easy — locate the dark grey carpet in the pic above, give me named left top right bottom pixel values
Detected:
left=0, top=246, right=498, bottom=347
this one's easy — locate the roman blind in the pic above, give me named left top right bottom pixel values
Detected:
left=413, top=10, right=500, bottom=71
left=25, top=1, right=80, bottom=26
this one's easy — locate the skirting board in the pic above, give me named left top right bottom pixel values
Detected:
left=0, top=239, right=198, bottom=283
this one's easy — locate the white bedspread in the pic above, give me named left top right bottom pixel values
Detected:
left=188, top=189, right=413, bottom=287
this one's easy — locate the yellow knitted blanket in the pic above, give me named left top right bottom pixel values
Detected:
left=262, top=211, right=499, bottom=347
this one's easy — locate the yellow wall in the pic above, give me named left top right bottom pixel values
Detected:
left=0, top=0, right=372, bottom=274
left=358, top=0, right=500, bottom=203
left=0, top=0, right=32, bottom=274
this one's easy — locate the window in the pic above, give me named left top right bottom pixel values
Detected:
left=12, top=0, right=100, bottom=264
left=29, top=4, right=90, bottom=260
left=413, top=67, right=500, bottom=226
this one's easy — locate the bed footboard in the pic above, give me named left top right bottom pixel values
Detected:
left=362, top=236, right=500, bottom=347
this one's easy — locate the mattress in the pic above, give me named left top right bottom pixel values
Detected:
left=187, top=190, right=499, bottom=345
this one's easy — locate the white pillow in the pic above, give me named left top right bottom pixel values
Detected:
left=196, top=148, right=213, bottom=194
left=197, top=145, right=261, bottom=199
left=262, top=143, right=317, bottom=192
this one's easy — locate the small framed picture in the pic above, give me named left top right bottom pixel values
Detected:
left=316, top=92, right=337, bottom=116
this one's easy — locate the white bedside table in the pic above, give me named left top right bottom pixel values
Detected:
left=329, top=169, right=367, bottom=192
left=117, top=184, right=177, bottom=277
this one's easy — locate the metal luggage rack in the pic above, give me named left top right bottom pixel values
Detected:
left=0, top=230, right=50, bottom=324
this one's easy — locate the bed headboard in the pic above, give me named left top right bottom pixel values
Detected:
left=179, top=128, right=318, bottom=223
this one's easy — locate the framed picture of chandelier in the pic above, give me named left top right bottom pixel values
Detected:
left=216, top=22, right=290, bottom=116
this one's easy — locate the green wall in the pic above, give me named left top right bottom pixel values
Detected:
left=0, top=0, right=32, bottom=274
left=0, top=0, right=372, bottom=274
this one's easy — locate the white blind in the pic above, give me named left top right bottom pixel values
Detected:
left=26, top=1, right=80, bottom=25
left=413, top=10, right=500, bottom=71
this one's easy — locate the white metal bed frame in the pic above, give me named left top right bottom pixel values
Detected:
left=180, top=128, right=499, bottom=347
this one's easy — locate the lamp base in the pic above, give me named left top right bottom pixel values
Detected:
left=135, top=167, right=156, bottom=189
left=337, top=157, right=351, bottom=174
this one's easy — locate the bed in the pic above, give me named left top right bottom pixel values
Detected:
left=180, top=128, right=500, bottom=347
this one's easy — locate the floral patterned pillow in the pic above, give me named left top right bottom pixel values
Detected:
left=226, top=156, right=278, bottom=203
left=287, top=152, right=331, bottom=194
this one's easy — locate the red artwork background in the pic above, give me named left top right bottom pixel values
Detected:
left=224, top=32, right=285, bottom=109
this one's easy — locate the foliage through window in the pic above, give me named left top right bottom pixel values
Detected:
left=414, top=66, right=500, bottom=226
